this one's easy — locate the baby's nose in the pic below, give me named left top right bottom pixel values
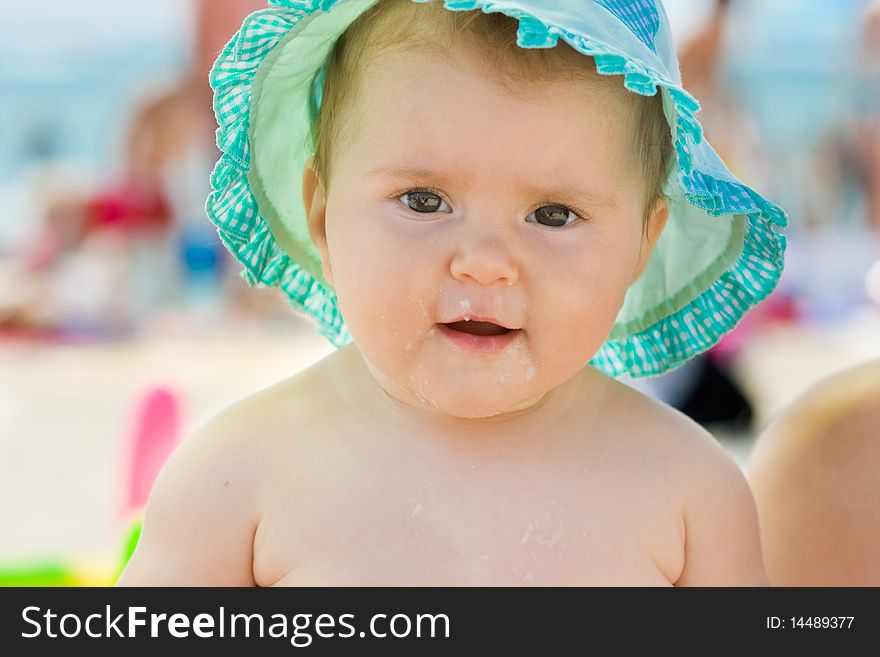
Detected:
left=449, top=232, right=519, bottom=287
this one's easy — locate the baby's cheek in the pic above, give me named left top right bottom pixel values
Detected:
left=327, top=232, right=384, bottom=324
left=330, top=230, right=431, bottom=350
left=549, top=261, right=629, bottom=347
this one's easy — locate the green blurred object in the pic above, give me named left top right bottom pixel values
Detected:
left=0, top=515, right=144, bottom=587
left=116, top=516, right=143, bottom=580
left=0, top=561, right=78, bottom=587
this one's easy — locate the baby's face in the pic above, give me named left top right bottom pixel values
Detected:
left=306, top=46, right=663, bottom=420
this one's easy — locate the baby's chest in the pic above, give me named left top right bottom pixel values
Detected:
left=252, top=476, right=681, bottom=586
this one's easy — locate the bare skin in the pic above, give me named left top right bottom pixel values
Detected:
left=748, top=359, right=880, bottom=586
left=117, top=342, right=767, bottom=587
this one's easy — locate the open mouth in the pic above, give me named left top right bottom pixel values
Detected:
left=441, top=321, right=512, bottom=336
left=437, top=321, right=520, bottom=353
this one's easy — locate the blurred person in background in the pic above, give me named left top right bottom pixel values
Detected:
left=119, top=0, right=270, bottom=322
left=747, top=359, right=880, bottom=586
left=0, top=0, right=268, bottom=337
left=678, top=0, right=761, bottom=166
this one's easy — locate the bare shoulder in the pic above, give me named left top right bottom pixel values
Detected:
left=599, top=373, right=738, bottom=469
left=116, top=358, right=331, bottom=586
left=598, top=374, right=767, bottom=586
left=749, top=358, right=880, bottom=472
left=746, top=360, right=880, bottom=585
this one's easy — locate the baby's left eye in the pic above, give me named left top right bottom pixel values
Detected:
left=527, top=205, right=581, bottom=228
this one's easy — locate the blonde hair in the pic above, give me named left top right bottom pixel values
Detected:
left=309, top=0, right=673, bottom=219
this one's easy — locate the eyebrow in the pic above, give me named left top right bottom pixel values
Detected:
left=365, top=165, right=619, bottom=210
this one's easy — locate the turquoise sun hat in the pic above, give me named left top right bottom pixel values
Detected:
left=207, top=0, right=787, bottom=379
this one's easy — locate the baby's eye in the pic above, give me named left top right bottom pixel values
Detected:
left=398, top=190, right=451, bottom=214
left=527, top=205, right=582, bottom=228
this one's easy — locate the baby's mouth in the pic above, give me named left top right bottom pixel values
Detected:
left=441, top=320, right=512, bottom=336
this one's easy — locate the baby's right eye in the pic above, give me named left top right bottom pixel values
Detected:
left=398, top=189, right=451, bottom=214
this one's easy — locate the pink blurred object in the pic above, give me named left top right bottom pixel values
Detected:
left=121, top=387, right=183, bottom=516
left=710, top=291, right=798, bottom=364
left=85, top=179, right=172, bottom=235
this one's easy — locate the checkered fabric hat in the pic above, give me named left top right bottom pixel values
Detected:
left=207, top=0, right=787, bottom=378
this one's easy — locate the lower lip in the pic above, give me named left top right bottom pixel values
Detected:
left=436, top=324, right=521, bottom=353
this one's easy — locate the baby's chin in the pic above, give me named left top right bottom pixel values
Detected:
left=357, top=341, right=551, bottom=420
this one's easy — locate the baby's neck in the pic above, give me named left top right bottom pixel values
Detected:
left=328, top=344, right=596, bottom=447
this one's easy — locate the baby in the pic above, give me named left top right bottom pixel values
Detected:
left=747, top=359, right=880, bottom=586
left=118, top=0, right=786, bottom=586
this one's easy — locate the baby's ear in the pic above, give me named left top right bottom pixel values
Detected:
left=629, top=196, right=669, bottom=285
left=302, top=157, right=333, bottom=286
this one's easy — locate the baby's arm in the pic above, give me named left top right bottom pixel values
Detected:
left=116, top=411, right=260, bottom=586
left=674, top=429, right=768, bottom=587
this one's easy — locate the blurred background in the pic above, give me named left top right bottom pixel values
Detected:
left=0, top=0, right=878, bottom=583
